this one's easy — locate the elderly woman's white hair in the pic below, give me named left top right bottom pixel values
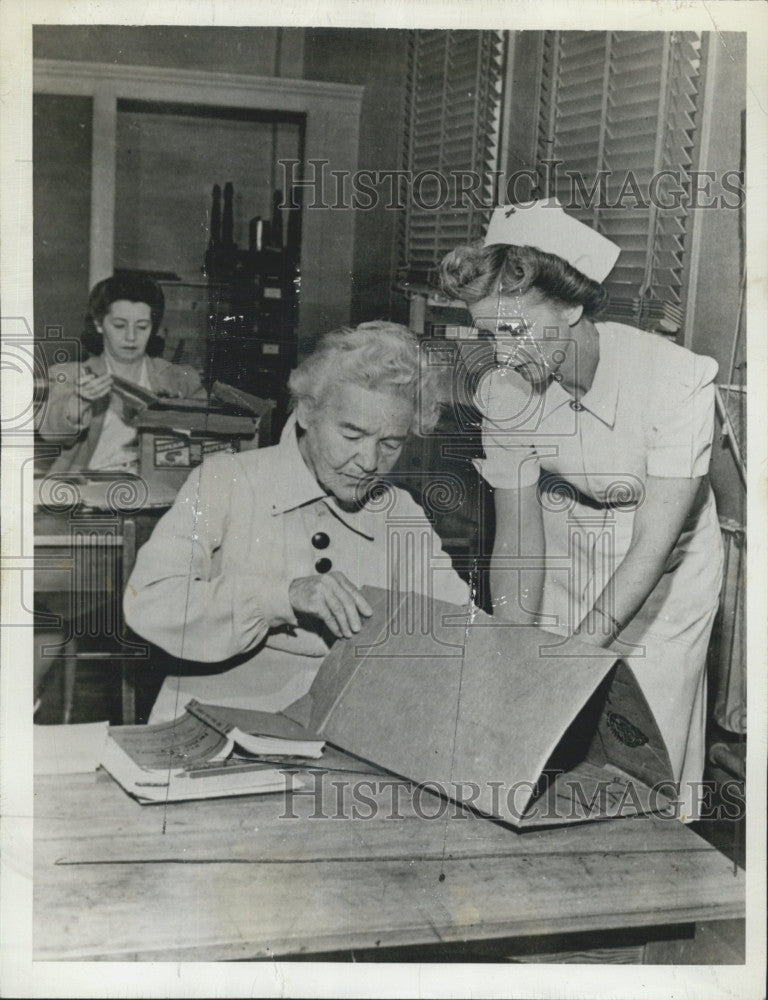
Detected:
left=288, top=321, right=442, bottom=434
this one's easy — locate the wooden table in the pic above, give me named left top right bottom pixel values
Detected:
left=34, top=768, right=745, bottom=963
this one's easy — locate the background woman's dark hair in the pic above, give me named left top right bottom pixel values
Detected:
left=439, top=242, right=608, bottom=318
left=82, top=271, right=166, bottom=357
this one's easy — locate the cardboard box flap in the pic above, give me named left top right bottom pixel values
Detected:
left=110, top=374, right=211, bottom=412
left=111, top=375, right=273, bottom=420
left=110, top=374, right=162, bottom=409
left=131, top=407, right=257, bottom=438
left=286, top=587, right=674, bottom=827
left=211, top=381, right=276, bottom=418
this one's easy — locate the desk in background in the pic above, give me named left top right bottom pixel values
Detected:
left=34, top=767, right=745, bottom=963
left=33, top=476, right=171, bottom=724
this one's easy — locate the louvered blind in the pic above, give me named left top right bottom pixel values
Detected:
left=399, top=30, right=506, bottom=285
left=537, top=31, right=702, bottom=334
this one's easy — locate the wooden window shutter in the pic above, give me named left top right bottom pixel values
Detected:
left=537, top=31, right=703, bottom=335
left=399, top=30, right=507, bottom=286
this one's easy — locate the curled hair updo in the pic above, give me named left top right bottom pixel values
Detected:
left=288, top=321, right=441, bottom=435
left=82, top=271, right=166, bottom=357
left=439, top=242, right=608, bottom=318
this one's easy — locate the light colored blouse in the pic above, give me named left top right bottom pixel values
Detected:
left=87, top=358, right=150, bottom=471
left=125, top=423, right=471, bottom=665
left=37, top=353, right=205, bottom=473
left=475, top=322, right=718, bottom=500
left=471, top=322, right=722, bottom=821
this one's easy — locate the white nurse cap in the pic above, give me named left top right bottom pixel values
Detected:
left=483, top=198, right=620, bottom=284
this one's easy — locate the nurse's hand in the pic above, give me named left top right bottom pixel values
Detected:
left=288, top=571, right=373, bottom=639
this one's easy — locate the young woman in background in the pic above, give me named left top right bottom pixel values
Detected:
left=38, top=271, right=204, bottom=473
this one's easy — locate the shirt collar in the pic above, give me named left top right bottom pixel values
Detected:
left=543, top=323, right=620, bottom=428
left=270, top=419, right=377, bottom=540
left=270, top=420, right=327, bottom=515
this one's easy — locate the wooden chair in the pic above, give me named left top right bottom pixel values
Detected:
left=35, top=513, right=142, bottom=724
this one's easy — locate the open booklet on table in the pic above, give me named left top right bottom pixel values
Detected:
left=101, top=699, right=324, bottom=804
left=100, top=699, right=380, bottom=804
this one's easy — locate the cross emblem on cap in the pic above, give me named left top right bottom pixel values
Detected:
left=484, top=199, right=621, bottom=283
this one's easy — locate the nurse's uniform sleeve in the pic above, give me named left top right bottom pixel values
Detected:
left=472, top=368, right=541, bottom=490
left=124, top=454, right=296, bottom=662
left=646, top=350, right=719, bottom=478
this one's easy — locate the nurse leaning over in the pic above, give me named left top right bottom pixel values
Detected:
left=440, top=200, right=723, bottom=821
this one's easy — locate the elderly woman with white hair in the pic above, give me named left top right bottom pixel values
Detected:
left=125, top=321, right=470, bottom=722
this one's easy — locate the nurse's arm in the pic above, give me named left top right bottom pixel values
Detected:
left=579, top=474, right=706, bottom=648
left=490, top=483, right=546, bottom=625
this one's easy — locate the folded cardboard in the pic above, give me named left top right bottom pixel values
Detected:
left=285, top=587, right=676, bottom=827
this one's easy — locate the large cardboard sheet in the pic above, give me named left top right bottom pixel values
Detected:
left=286, top=586, right=675, bottom=826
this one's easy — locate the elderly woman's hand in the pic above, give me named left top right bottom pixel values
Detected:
left=288, top=571, right=373, bottom=639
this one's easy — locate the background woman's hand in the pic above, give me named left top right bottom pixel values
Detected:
left=288, top=571, right=373, bottom=639
left=63, top=368, right=112, bottom=425
left=75, top=368, right=113, bottom=402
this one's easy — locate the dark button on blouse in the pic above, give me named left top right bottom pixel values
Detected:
left=570, top=400, right=585, bottom=412
left=315, top=557, right=333, bottom=574
left=311, top=531, right=330, bottom=550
